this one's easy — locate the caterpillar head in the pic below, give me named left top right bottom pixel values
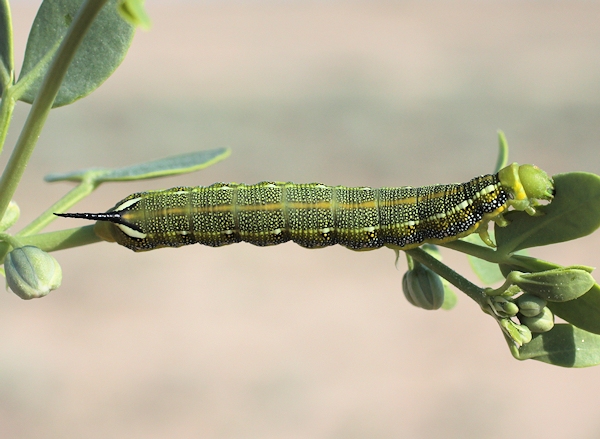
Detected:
left=498, top=163, right=554, bottom=215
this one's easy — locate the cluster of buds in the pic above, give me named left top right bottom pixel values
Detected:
left=488, top=267, right=594, bottom=346
left=400, top=245, right=595, bottom=348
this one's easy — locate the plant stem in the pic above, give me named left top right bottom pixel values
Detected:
left=0, top=225, right=100, bottom=258
left=0, top=87, right=14, bottom=156
left=0, top=0, right=109, bottom=222
left=0, top=232, right=23, bottom=250
left=406, top=247, right=488, bottom=309
left=441, top=239, right=506, bottom=264
left=17, top=179, right=96, bottom=236
left=0, top=0, right=14, bottom=88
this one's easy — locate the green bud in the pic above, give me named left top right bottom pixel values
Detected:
left=4, top=246, right=62, bottom=300
left=402, top=264, right=445, bottom=310
left=0, top=201, right=20, bottom=231
left=490, top=297, right=519, bottom=317
left=516, top=293, right=547, bottom=317
left=507, top=267, right=595, bottom=302
left=499, top=318, right=532, bottom=347
left=519, top=307, right=554, bottom=333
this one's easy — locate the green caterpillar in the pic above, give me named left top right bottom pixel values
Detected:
left=56, top=163, right=554, bottom=252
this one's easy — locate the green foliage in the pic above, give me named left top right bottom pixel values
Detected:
left=45, top=149, right=231, bottom=183
left=496, top=172, right=600, bottom=253
left=513, top=324, right=600, bottom=368
left=0, top=1, right=598, bottom=368
left=18, top=0, right=134, bottom=107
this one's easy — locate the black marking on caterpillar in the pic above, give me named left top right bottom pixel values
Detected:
left=55, top=163, right=554, bottom=252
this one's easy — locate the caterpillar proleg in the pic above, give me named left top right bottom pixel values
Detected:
left=56, top=163, right=554, bottom=252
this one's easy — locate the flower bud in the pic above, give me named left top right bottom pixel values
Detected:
left=516, top=293, right=547, bottom=317
left=402, top=264, right=445, bottom=310
left=507, top=267, right=595, bottom=302
left=519, top=307, right=555, bottom=333
left=0, top=201, right=20, bottom=231
left=490, top=297, right=519, bottom=317
left=4, top=246, right=62, bottom=300
left=500, top=318, right=532, bottom=347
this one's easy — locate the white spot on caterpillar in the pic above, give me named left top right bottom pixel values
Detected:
left=115, top=197, right=142, bottom=212
left=265, top=183, right=278, bottom=188
left=176, top=230, right=190, bottom=235
left=220, top=186, right=233, bottom=191
left=117, top=223, right=147, bottom=239
left=224, top=230, right=234, bottom=235
left=457, top=200, right=469, bottom=210
left=321, top=227, right=331, bottom=234
left=272, top=228, right=282, bottom=235
left=361, top=187, right=371, bottom=191
left=363, top=226, right=376, bottom=232
left=315, top=184, right=328, bottom=189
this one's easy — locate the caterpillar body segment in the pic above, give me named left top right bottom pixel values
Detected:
left=56, top=163, right=554, bottom=252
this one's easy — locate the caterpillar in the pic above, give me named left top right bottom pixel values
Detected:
left=56, top=163, right=554, bottom=252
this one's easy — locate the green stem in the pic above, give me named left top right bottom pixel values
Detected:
left=0, top=232, right=23, bottom=249
left=17, top=179, right=96, bottom=236
left=406, top=247, right=488, bottom=309
left=0, top=0, right=14, bottom=88
left=0, top=225, right=100, bottom=258
left=0, top=0, right=109, bottom=222
left=0, top=87, right=14, bottom=157
left=441, top=239, right=507, bottom=264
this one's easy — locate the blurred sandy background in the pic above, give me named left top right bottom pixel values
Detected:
left=2, top=1, right=600, bottom=438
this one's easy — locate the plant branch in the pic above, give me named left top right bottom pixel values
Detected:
left=0, top=0, right=109, bottom=221
left=406, top=247, right=489, bottom=309
left=441, top=239, right=507, bottom=264
left=0, top=225, right=101, bottom=258
left=17, top=179, right=97, bottom=236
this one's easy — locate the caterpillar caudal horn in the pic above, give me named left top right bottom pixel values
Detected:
left=55, top=211, right=145, bottom=236
left=55, top=163, right=554, bottom=252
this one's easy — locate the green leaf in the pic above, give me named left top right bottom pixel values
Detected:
left=547, top=284, right=600, bottom=335
left=463, top=233, right=505, bottom=284
left=507, top=267, right=595, bottom=303
left=496, top=172, right=600, bottom=253
left=494, top=130, right=509, bottom=173
left=17, top=0, right=134, bottom=107
left=499, top=256, right=600, bottom=334
left=441, top=284, right=457, bottom=310
left=0, top=0, right=13, bottom=94
left=117, top=0, right=151, bottom=30
left=513, top=324, right=600, bottom=367
left=45, top=148, right=231, bottom=183
left=469, top=252, right=505, bottom=284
